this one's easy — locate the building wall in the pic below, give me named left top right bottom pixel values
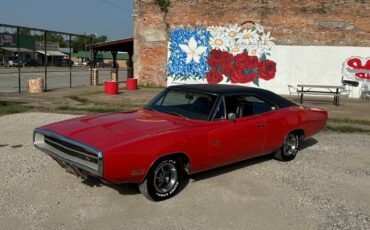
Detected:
left=134, top=0, right=370, bottom=97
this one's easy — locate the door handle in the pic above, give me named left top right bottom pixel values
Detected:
left=257, top=123, right=266, bottom=128
left=213, top=140, right=220, bottom=146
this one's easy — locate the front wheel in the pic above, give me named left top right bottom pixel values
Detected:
left=139, top=158, right=183, bottom=201
left=274, top=133, right=299, bottom=161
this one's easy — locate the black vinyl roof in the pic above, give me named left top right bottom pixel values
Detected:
left=168, top=84, right=296, bottom=108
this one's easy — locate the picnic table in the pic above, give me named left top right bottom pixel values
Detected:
left=297, top=84, right=345, bottom=106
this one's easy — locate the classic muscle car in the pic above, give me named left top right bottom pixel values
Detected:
left=33, top=84, right=327, bottom=201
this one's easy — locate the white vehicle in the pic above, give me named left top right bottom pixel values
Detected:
left=7, top=58, right=23, bottom=67
left=73, top=61, right=83, bottom=67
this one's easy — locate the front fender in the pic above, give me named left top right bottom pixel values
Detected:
left=102, top=126, right=210, bottom=183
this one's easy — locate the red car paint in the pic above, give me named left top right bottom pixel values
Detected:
left=41, top=105, right=327, bottom=184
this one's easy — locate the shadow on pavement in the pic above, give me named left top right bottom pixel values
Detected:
left=191, top=137, right=319, bottom=182
left=299, top=137, right=318, bottom=151
left=190, top=154, right=272, bottom=182
left=82, top=177, right=140, bottom=195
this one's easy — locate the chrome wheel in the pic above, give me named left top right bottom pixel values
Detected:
left=274, top=132, right=299, bottom=161
left=153, top=162, right=178, bottom=194
left=283, top=133, right=298, bottom=157
left=139, top=158, right=184, bottom=201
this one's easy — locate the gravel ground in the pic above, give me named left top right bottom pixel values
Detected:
left=0, top=112, right=369, bottom=230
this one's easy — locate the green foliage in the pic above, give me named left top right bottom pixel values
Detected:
left=156, top=0, right=170, bottom=13
left=56, top=103, right=142, bottom=114
left=59, top=95, right=143, bottom=114
left=324, top=125, right=370, bottom=135
left=8, top=27, right=108, bottom=50
left=329, top=118, right=370, bottom=126
left=56, top=106, right=123, bottom=114
left=34, top=33, right=68, bottom=47
left=72, top=34, right=108, bottom=51
left=138, top=83, right=165, bottom=89
left=0, top=101, right=33, bottom=116
left=18, top=28, right=31, bottom=36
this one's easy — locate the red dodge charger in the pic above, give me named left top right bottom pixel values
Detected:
left=34, top=84, right=327, bottom=201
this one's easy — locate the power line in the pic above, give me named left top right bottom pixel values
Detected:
left=100, top=0, right=131, bottom=12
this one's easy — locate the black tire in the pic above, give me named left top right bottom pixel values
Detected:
left=274, top=133, right=299, bottom=161
left=139, top=158, right=183, bottom=201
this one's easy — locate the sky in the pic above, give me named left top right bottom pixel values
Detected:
left=0, top=0, right=134, bottom=40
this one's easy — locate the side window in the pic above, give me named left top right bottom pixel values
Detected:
left=245, top=96, right=276, bottom=115
left=224, top=95, right=276, bottom=118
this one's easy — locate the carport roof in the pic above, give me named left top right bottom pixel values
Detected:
left=88, top=37, right=133, bottom=53
left=72, top=51, right=128, bottom=60
left=37, top=50, right=67, bottom=57
left=0, top=47, right=35, bottom=53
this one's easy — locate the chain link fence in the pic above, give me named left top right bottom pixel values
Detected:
left=0, top=24, right=127, bottom=93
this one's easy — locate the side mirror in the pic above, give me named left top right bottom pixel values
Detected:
left=227, top=113, right=236, bottom=122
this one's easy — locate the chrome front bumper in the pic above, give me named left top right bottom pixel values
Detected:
left=33, top=128, right=103, bottom=177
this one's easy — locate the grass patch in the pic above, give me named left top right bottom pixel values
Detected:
left=138, top=83, right=165, bottom=89
left=56, top=106, right=123, bottom=114
left=60, top=93, right=144, bottom=115
left=56, top=104, right=142, bottom=114
left=0, top=101, right=33, bottom=116
left=67, top=89, right=105, bottom=97
left=329, top=118, right=370, bottom=126
left=324, top=125, right=370, bottom=134
left=65, top=95, right=89, bottom=104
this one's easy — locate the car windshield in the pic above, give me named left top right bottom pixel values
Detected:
left=144, top=89, right=217, bottom=121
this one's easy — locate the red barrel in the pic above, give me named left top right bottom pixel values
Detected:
left=104, top=81, right=118, bottom=95
left=126, top=78, right=138, bottom=90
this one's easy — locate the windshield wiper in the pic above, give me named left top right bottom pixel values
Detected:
left=163, top=111, right=188, bottom=119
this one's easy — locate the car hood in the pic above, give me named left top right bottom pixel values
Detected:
left=41, top=109, right=198, bottom=151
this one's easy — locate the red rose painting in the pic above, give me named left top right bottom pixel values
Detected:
left=234, top=52, right=250, bottom=73
left=247, top=55, right=259, bottom=69
left=206, top=49, right=277, bottom=84
left=258, top=60, right=277, bottom=81
left=208, top=49, right=226, bottom=69
left=231, top=71, right=255, bottom=84
left=206, top=69, right=223, bottom=84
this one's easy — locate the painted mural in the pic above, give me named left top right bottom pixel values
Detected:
left=342, top=56, right=370, bottom=81
left=167, top=23, right=276, bottom=86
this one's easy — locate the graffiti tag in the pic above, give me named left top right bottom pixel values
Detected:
left=342, top=57, right=370, bottom=80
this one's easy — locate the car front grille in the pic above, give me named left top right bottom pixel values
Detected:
left=44, top=135, right=99, bottom=164
left=33, top=128, right=103, bottom=177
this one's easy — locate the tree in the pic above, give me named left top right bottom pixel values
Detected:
left=19, top=28, right=31, bottom=36
left=34, top=32, right=67, bottom=47
left=72, top=34, right=108, bottom=51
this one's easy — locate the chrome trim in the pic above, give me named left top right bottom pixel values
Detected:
left=44, top=137, right=99, bottom=161
left=33, top=128, right=103, bottom=177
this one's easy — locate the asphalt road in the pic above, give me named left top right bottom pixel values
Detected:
left=0, top=68, right=127, bottom=93
left=0, top=113, right=369, bottom=230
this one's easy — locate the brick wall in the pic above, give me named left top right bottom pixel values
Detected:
left=134, top=0, right=370, bottom=86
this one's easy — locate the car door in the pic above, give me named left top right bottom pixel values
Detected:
left=208, top=95, right=266, bottom=167
left=259, top=107, right=298, bottom=154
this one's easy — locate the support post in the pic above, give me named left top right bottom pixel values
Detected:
left=127, top=52, right=133, bottom=79
left=89, top=36, right=93, bottom=85
left=44, top=31, right=48, bottom=91
left=91, top=49, right=98, bottom=85
left=110, top=50, right=118, bottom=82
left=69, top=34, right=72, bottom=88
left=111, top=50, right=118, bottom=68
left=17, top=27, right=21, bottom=93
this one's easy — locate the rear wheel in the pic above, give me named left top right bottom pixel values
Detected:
left=274, top=133, right=299, bottom=161
left=139, top=158, right=183, bottom=201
